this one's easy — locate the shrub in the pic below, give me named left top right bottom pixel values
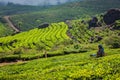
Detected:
left=13, top=48, right=23, bottom=54
left=113, top=20, right=120, bottom=29
left=104, top=35, right=120, bottom=48
left=0, top=55, right=19, bottom=62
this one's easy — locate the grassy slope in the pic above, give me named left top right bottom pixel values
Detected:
left=0, top=15, right=119, bottom=62
left=0, top=22, right=70, bottom=62
left=68, top=19, right=120, bottom=44
left=0, top=48, right=120, bottom=80
left=0, top=19, right=119, bottom=79
left=0, top=4, right=51, bottom=37
left=11, top=0, right=120, bottom=31
left=0, top=1, right=119, bottom=79
left=0, top=5, right=49, bottom=16
left=0, top=22, right=69, bottom=50
left=0, top=23, right=13, bottom=37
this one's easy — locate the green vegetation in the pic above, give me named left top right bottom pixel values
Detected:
left=104, top=35, right=120, bottom=48
left=0, top=23, right=13, bottom=37
left=67, top=18, right=120, bottom=44
left=113, top=20, right=120, bottom=29
left=0, top=0, right=120, bottom=79
left=10, top=0, right=120, bottom=31
left=0, top=48, right=120, bottom=80
left=0, top=22, right=70, bottom=62
left=0, top=4, right=49, bottom=16
left=0, top=15, right=119, bottom=62
left=68, top=19, right=93, bottom=43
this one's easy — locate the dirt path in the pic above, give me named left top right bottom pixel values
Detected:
left=4, top=16, right=20, bottom=32
left=0, top=60, right=27, bottom=67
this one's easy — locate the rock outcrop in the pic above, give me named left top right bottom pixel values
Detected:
left=88, top=17, right=98, bottom=28
left=38, top=23, right=49, bottom=29
left=103, top=8, right=120, bottom=25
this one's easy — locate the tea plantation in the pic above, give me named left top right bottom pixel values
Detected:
left=0, top=49, right=120, bottom=80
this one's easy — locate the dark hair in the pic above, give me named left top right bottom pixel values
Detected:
left=98, top=45, right=103, bottom=49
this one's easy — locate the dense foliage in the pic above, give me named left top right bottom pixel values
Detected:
left=0, top=0, right=120, bottom=80
left=0, top=49, right=120, bottom=80
left=0, top=16, right=119, bottom=62
left=0, top=4, right=49, bottom=16
left=67, top=18, right=120, bottom=44
left=0, top=22, right=69, bottom=52
left=0, top=22, right=70, bottom=62
left=104, top=35, right=120, bottom=48
left=0, top=23, right=13, bottom=37
left=10, top=0, right=120, bottom=31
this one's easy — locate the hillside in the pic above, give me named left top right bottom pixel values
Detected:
left=0, top=12, right=120, bottom=62
left=0, top=4, right=50, bottom=37
left=0, top=0, right=120, bottom=80
left=0, top=22, right=70, bottom=62
left=0, top=23, right=13, bottom=37
left=0, top=48, right=120, bottom=79
left=10, top=0, right=120, bottom=31
left=0, top=4, right=50, bottom=16
left=0, top=22, right=69, bottom=51
left=0, top=0, right=120, bottom=37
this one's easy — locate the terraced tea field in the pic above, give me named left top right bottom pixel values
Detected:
left=0, top=22, right=69, bottom=52
left=0, top=49, right=120, bottom=80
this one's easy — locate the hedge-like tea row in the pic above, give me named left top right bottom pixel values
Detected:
left=0, top=22, right=69, bottom=52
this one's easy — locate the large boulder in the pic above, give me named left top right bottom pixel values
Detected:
left=88, top=17, right=98, bottom=28
left=103, top=8, right=120, bottom=25
left=38, top=23, right=49, bottom=29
